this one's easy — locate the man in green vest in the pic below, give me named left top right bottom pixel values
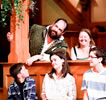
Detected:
left=7, top=18, right=68, bottom=66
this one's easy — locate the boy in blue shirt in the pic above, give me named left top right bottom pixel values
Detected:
left=8, top=63, right=37, bottom=100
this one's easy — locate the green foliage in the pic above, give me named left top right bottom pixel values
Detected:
left=0, top=0, right=38, bottom=27
left=0, top=0, right=25, bottom=27
left=14, top=0, right=25, bottom=26
left=0, top=0, right=12, bottom=27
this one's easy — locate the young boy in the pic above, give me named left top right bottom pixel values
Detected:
left=7, top=63, right=37, bottom=100
left=81, top=47, right=106, bottom=100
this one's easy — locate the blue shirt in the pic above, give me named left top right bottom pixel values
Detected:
left=8, top=77, right=38, bottom=100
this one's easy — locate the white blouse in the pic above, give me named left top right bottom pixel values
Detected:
left=41, top=73, right=77, bottom=100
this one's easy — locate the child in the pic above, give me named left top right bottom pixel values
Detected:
left=81, top=47, right=106, bottom=100
left=7, top=63, right=37, bottom=100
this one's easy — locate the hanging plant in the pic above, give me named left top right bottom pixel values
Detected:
left=0, top=0, right=38, bottom=27
left=0, top=0, right=12, bottom=27
left=14, top=0, right=25, bottom=26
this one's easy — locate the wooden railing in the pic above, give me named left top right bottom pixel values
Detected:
left=1, top=61, right=106, bottom=100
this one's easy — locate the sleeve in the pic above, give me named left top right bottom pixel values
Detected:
left=67, top=76, right=77, bottom=100
left=81, top=73, right=87, bottom=91
left=30, top=79, right=38, bottom=100
left=41, top=53, right=50, bottom=61
left=7, top=86, right=13, bottom=100
left=41, top=74, right=49, bottom=96
left=29, top=24, right=45, bottom=39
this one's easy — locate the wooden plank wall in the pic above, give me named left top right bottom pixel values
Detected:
left=2, top=61, right=106, bottom=100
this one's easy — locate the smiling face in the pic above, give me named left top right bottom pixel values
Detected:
left=50, top=54, right=64, bottom=71
left=48, top=20, right=67, bottom=39
left=78, top=31, right=91, bottom=47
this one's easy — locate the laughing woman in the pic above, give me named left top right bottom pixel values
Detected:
left=41, top=50, right=77, bottom=100
left=70, top=28, right=95, bottom=60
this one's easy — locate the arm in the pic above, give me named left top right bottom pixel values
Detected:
left=7, top=88, right=12, bottom=100
left=29, top=79, right=38, bottom=100
left=7, top=86, right=14, bottom=100
left=41, top=74, right=48, bottom=100
left=41, top=47, right=67, bottom=61
left=26, top=54, right=44, bottom=66
left=70, top=47, right=77, bottom=60
left=68, top=77, right=77, bottom=100
left=81, top=73, right=89, bottom=100
left=83, top=90, right=89, bottom=100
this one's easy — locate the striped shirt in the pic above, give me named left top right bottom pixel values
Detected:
left=81, top=68, right=106, bottom=100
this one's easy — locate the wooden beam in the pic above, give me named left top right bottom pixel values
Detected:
left=8, top=0, right=30, bottom=63
left=54, top=0, right=82, bottom=25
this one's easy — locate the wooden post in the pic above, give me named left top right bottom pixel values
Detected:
left=8, top=0, right=30, bottom=63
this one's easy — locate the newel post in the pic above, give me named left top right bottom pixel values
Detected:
left=8, top=0, right=30, bottom=63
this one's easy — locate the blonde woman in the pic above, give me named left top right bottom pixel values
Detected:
left=70, top=28, right=95, bottom=60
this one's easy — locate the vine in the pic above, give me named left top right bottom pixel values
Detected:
left=0, top=0, right=38, bottom=27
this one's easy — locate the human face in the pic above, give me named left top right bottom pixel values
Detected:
left=48, top=20, right=66, bottom=39
left=89, top=51, right=99, bottom=67
left=78, top=31, right=91, bottom=46
left=19, top=66, right=29, bottom=78
left=51, top=55, right=64, bottom=71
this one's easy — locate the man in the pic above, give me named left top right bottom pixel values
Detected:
left=7, top=18, right=68, bottom=66
left=8, top=63, right=37, bottom=100
left=81, top=47, right=106, bottom=100
left=26, top=18, right=68, bottom=66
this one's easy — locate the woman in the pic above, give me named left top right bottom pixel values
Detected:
left=70, top=28, right=95, bottom=60
left=41, top=50, right=77, bottom=100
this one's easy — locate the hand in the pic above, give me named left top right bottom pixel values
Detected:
left=41, top=94, right=48, bottom=100
left=26, top=55, right=43, bottom=66
left=7, top=32, right=13, bottom=42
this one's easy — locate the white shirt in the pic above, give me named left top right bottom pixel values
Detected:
left=41, top=73, right=77, bottom=100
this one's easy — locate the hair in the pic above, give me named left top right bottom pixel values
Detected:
left=54, top=18, right=68, bottom=32
left=78, top=28, right=95, bottom=48
left=90, top=47, right=106, bottom=64
left=10, top=63, right=24, bottom=79
left=48, top=49, right=72, bottom=79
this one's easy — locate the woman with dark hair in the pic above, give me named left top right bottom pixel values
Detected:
left=41, top=49, right=77, bottom=100
left=70, top=28, right=95, bottom=60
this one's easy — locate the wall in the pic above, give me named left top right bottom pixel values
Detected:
left=91, top=0, right=106, bottom=22
left=41, top=0, right=106, bottom=25
left=41, top=0, right=73, bottom=25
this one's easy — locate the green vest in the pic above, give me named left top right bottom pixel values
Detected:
left=29, top=24, right=68, bottom=56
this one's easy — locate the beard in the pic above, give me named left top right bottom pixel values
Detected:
left=48, top=27, right=61, bottom=39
